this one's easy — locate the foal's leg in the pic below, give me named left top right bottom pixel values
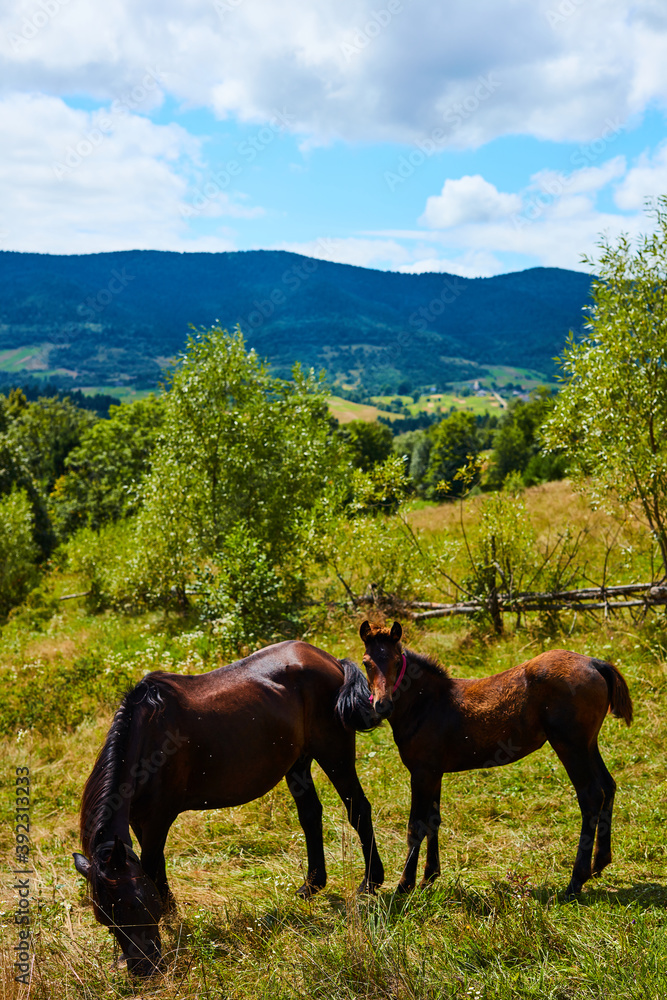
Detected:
left=286, top=756, right=327, bottom=898
left=549, top=740, right=605, bottom=897
left=421, top=777, right=443, bottom=888
left=316, top=749, right=385, bottom=894
left=398, top=769, right=442, bottom=893
left=139, top=817, right=177, bottom=913
left=591, top=746, right=617, bottom=877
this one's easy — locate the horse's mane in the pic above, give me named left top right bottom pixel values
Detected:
left=404, top=647, right=451, bottom=681
left=80, top=674, right=170, bottom=856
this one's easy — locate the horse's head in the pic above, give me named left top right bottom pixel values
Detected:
left=73, top=837, right=163, bottom=978
left=359, top=619, right=403, bottom=719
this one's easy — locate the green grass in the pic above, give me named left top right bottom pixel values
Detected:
left=328, top=396, right=402, bottom=424
left=75, top=385, right=156, bottom=403
left=1, top=485, right=666, bottom=997
left=0, top=346, right=51, bottom=373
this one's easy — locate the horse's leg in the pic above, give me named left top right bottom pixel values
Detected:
left=421, top=777, right=442, bottom=888
left=315, top=749, right=384, bottom=894
left=549, top=739, right=605, bottom=897
left=591, top=746, right=617, bottom=877
left=139, top=817, right=177, bottom=913
left=398, top=769, right=442, bottom=893
left=286, top=756, right=327, bottom=898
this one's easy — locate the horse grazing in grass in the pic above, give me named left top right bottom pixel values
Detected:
left=73, top=641, right=384, bottom=977
left=337, top=620, right=632, bottom=898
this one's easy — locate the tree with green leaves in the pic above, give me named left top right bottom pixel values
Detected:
left=543, top=197, right=667, bottom=577
left=489, top=388, right=567, bottom=488
left=7, top=395, right=96, bottom=493
left=424, top=410, right=481, bottom=498
left=338, top=419, right=393, bottom=472
left=0, top=488, right=39, bottom=620
left=125, top=326, right=345, bottom=640
left=51, top=394, right=164, bottom=535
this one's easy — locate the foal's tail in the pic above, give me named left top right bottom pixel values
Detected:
left=335, top=658, right=383, bottom=732
left=591, top=658, right=633, bottom=726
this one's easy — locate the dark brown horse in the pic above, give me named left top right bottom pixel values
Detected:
left=337, top=620, right=632, bottom=898
left=73, top=640, right=384, bottom=977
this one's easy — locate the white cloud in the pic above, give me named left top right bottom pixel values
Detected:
left=396, top=251, right=505, bottom=278
left=420, top=176, right=522, bottom=229
left=0, top=92, right=254, bottom=252
left=0, top=0, right=665, bottom=146
left=614, top=142, right=667, bottom=210
left=276, top=235, right=411, bottom=269
left=392, top=151, right=661, bottom=275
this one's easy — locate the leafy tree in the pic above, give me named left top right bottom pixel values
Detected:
left=543, top=197, right=667, bottom=576
left=339, top=419, right=393, bottom=471
left=0, top=434, right=54, bottom=558
left=424, top=410, right=481, bottom=498
left=51, top=394, right=164, bottom=535
left=347, top=454, right=412, bottom=516
left=123, top=326, right=344, bottom=637
left=489, top=388, right=567, bottom=488
left=393, top=429, right=432, bottom=494
left=0, top=489, right=39, bottom=619
left=7, top=395, right=96, bottom=493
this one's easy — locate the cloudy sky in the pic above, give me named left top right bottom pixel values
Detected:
left=2, top=0, right=667, bottom=275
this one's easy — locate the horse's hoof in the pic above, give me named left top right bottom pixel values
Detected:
left=592, top=854, right=611, bottom=875
left=563, top=882, right=581, bottom=901
left=396, top=881, right=414, bottom=894
left=357, top=879, right=380, bottom=896
left=296, top=879, right=325, bottom=899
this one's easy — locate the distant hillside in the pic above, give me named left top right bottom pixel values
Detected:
left=0, top=250, right=592, bottom=392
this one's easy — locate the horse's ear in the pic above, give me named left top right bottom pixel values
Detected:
left=390, top=621, right=402, bottom=642
left=359, top=620, right=372, bottom=642
left=73, top=852, right=91, bottom=880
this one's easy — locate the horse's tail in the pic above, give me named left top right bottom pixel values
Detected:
left=591, top=658, right=633, bottom=726
left=335, top=658, right=382, bottom=732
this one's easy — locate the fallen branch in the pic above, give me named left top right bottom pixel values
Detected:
left=352, top=581, right=667, bottom=621
left=59, top=591, right=91, bottom=601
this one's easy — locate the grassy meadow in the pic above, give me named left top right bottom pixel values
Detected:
left=1, top=482, right=667, bottom=998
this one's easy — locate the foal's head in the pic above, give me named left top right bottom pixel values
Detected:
left=359, top=619, right=403, bottom=719
left=73, top=837, right=163, bottom=977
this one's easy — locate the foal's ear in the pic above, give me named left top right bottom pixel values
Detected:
left=359, top=620, right=372, bottom=642
left=73, top=852, right=91, bottom=879
left=390, top=621, right=403, bottom=642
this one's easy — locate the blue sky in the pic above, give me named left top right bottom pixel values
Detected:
left=1, top=0, right=667, bottom=275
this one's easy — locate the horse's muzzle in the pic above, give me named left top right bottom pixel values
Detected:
left=374, top=697, right=394, bottom=719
